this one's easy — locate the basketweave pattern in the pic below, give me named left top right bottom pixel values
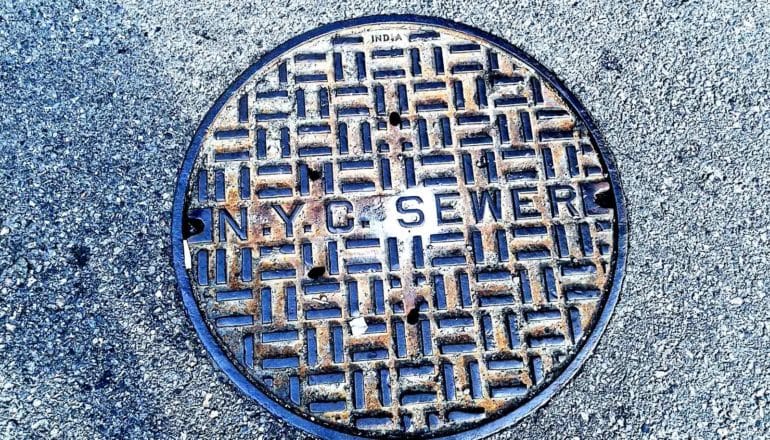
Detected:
left=184, top=23, right=616, bottom=436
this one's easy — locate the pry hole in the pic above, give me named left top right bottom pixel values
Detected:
left=389, top=112, right=401, bottom=126
left=308, top=168, right=322, bottom=181
left=406, top=308, right=420, bottom=325
left=183, top=217, right=204, bottom=239
left=307, top=266, right=325, bottom=280
left=594, top=189, right=614, bottom=209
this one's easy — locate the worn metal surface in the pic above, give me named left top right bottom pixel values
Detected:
left=173, top=16, right=625, bottom=439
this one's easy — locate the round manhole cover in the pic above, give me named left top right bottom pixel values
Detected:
left=172, top=15, right=627, bottom=440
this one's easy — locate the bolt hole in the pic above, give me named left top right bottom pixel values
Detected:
left=406, top=308, right=420, bottom=325
left=594, top=188, right=614, bottom=209
left=389, top=112, right=401, bottom=126
left=308, top=168, right=322, bottom=181
left=307, top=266, right=325, bottom=280
left=183, top=217, right=204, bottom=239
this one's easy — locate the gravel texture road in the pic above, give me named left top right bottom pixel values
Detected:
left=0, top=1, right=768, bottom=439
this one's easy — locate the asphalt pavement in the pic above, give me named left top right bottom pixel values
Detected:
left=0, top=1, right=768, bottom=439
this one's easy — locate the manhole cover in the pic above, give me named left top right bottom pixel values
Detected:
left=172, top=15, right=627, bottom=440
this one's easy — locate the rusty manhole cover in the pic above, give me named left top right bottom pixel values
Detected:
left=172, top=15, right=627, bottom=440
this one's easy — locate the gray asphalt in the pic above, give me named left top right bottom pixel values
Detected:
left=1, top=1, right=768, bottom=439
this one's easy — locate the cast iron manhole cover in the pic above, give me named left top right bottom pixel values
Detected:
left=172, top=15, right=627, bottom=440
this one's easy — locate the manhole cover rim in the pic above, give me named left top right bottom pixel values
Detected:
left=171, top=13, right=628, bottom=440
